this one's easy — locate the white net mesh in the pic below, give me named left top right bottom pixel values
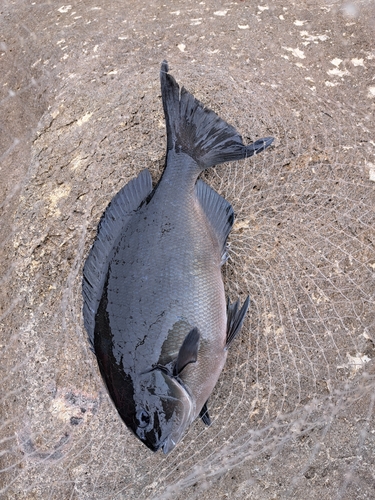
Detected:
left=1, top=0, right=375, bottom=498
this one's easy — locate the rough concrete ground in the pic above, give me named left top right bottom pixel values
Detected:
left=1, top=0, right=375, bottom=498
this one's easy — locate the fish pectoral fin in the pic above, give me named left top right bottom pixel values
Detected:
left=199, top=401, right=211, bottom=426
left=225, top=296, right=250, bottom=350
left=173, top=327, right=200, bottom=376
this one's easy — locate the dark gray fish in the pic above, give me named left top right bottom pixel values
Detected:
left=82, top=61, right=273, bottom=454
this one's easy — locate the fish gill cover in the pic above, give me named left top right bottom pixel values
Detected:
left=1, top=0, right=375, bottom=499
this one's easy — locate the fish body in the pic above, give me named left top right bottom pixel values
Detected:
left=83, top=61, right=273, bottom=453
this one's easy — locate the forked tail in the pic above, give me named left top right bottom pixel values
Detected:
left=160, top=61, right=274, bottom=169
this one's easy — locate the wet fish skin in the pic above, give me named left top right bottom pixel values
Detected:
left=82, top=61, right=274, bottom=453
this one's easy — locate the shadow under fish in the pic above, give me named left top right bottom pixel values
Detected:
left=82, top=61, right=274, bottom=454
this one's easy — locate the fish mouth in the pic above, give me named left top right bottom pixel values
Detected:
left=146, top=436, right=173, bottom=454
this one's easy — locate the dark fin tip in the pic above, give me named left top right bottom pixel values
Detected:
left=246, top=137, right=274, bottom=157
left=161, top=60, right=169, bottom=74
left=199, top=402, right=211, bottom=426
left=225, top=296, right=250, bottom=349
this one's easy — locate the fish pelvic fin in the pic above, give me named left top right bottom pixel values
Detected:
left=225, top=296, right=250, bottom=350
left=160, top=60, right=274, bottom=170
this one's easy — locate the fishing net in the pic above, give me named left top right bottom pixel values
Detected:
left=1, top=0, right=374, bottom=498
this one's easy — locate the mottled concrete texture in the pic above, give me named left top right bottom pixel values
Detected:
left=1, top=0, right=375, bottom=498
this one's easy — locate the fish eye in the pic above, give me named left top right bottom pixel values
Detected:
left=136, top=409, right=151, bottom=428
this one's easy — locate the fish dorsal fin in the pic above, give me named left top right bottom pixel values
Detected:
left=195, top=179, right=234, bottom=262
left=199, top=401, right=211, bottom=426
left=173, top=327, right=200, bottom=376
left=225, top=296, right=250, bottom=350
left=82, top=169, right=152, bottom=348
left=160, top=60, right=274, bottom=170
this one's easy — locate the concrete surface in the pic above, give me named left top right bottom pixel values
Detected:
left=1, top=0, right=375, bottom=498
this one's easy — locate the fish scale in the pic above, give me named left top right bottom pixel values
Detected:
left=82, top=61, right=273, bottom=453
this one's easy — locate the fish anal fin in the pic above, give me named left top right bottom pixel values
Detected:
left=173, top=327, right=200, bottom=376
left=199, top=401, right=211, bottom=426
left=225, top=296, right=250, bottom=350
left=82, top=169, right=153, bottom=348
left=195, top=180, right=234, bottom=262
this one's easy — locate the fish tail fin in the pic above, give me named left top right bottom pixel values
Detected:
left=160, top=61, right=274, bottom=169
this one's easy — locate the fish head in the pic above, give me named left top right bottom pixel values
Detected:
left=133, top=368, right=194, bottom=453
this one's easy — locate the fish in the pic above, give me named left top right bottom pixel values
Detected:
left=82, top=61, right=273, bottom=454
